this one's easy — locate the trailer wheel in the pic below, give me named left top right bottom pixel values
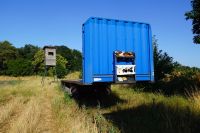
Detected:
left=62, top=84, right=72, bottom=95
left=70, top=86, right=79, bottom=98
left=105, top=87, right=111, bottom=95
left=102, top=85, right=111, bottom=95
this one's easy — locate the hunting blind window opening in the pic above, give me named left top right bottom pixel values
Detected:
left=48, top=52, right=54, bottom=56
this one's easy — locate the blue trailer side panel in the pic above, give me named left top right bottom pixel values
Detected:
left=83, top=17, right=154, bottom=84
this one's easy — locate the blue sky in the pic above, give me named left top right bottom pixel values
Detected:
left=0, top=0, right=200, bottom=67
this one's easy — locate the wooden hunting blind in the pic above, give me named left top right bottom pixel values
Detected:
left=43, top=46, right=56, bottom=66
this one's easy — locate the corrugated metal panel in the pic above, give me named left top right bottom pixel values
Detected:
left=82, top=17, right=154, bottom=84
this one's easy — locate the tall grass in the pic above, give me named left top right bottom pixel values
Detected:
left=51, top=86, right=99, bottom=133
left=65, top=71, right=81, bottom=80
left=9, top=98, right=41, bottom=133
left=187, top=88, right=200, bottom=112
left=1, top=74, right=200, bottom=133
left=102, top=86, right=200, bottom=133
left=0, top=98, right=22, bottom=124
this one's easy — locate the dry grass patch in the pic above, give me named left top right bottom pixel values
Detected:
left=65, top=71, right=81, bottom=80
left=9, top=98, right=41, bottom=133
left=0, top=98, right=23, bottom=124
left=51, top=86, right=99, bottom=133
left=1, top=74, right=200, bottom=133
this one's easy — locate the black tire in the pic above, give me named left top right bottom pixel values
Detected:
left=70, top=86, right=79, bottom=98
left=105, top=86, right=111, bottom=95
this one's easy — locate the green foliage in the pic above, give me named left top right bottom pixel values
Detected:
left=153, top=36, right=174, bottom=81
left=56, top=64, right=67, bottom=78
left=70, top=49, right=82, bottom=71
left=0, top=41, right=17, bottom=60
left=32, top=49, right=45, bottom=74
left=18, top=44, right=40, bottom=59
left=143, top=38, right=200, bottom=95
left=6, top=59, right=33, bottom=76
left=174, top=65, right=200, bottom=75
left=0, top=40, right=82, bottom=76
left=32, top=50, right=68, bottom=78
left=0, top=41, right=18, bottom=72
left=56, top=54, right=68, bottom=68
left=165, top=65, right=200, bottom=95
left=145, top=62, right=200, bottom=95
left=141, top=36, right=200, bottom=95
left=55, top=55, right=68, bottom=78
left=56, top=45, right=82, bottom=71
left=185, top=0, right=200, bottom=44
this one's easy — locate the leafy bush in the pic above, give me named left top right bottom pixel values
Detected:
left=49, top=55, right=68, bottom=78
left=56, top=46, right=82, bottom=72
left=153, top=36, right=174, bottom=81
left=142, top=36, right=200, bottom=95
left=32, top=50, right=68, bottom=78
left=164, top=66, right=200, bottom=95
left=32, top=49, right=45, bottom=74
left=0, top=41, right=18, bottom=72
left=56, top=54, right=68, bottom=78
left=6, top=59, right=33, bottom=76
left=17, top=44, right=40, bottom=59
left=56, top=64, right=67, bottom=78
left=145, top=64, right=200, bottom=96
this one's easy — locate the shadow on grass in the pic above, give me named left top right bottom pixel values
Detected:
left=104, top=102, right=200, bottom=133
left=72, top=89, right=126, bottom=108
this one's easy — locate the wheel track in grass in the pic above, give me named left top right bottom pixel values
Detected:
left=6, top=89, right=57, bottom=133
left=0, top=98, right=30, bottom=133
left=0, top=78, right=73, bottom=133
left=35, top=88, right=57, bottom=133
left=0, top=84, right=56, bottom=132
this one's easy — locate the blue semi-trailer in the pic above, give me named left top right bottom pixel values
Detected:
left=61, top=17, right=154, bottom=94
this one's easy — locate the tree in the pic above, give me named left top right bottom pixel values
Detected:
left=0, top=41, right=17, bottom=59
left=55, top=55, right=68, bottom=78
left=56, top=45, right=82, bottom=71
left=6, top=59, right=33, bottom=76
left=70, top=49, right=82, bottom=71
left=0, top=41, right=17, bottom=73
left=32, top=49, right=68, bottom=78
left=185, top=0, right=200, bottom=44
left=18, top=44, right=40, bottom=59
left=32, top=49, right=45, bottom=74
left=153, top=36, right=174, bottom=81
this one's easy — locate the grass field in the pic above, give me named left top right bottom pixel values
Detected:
left=0, top=74, right=200, bottom=133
